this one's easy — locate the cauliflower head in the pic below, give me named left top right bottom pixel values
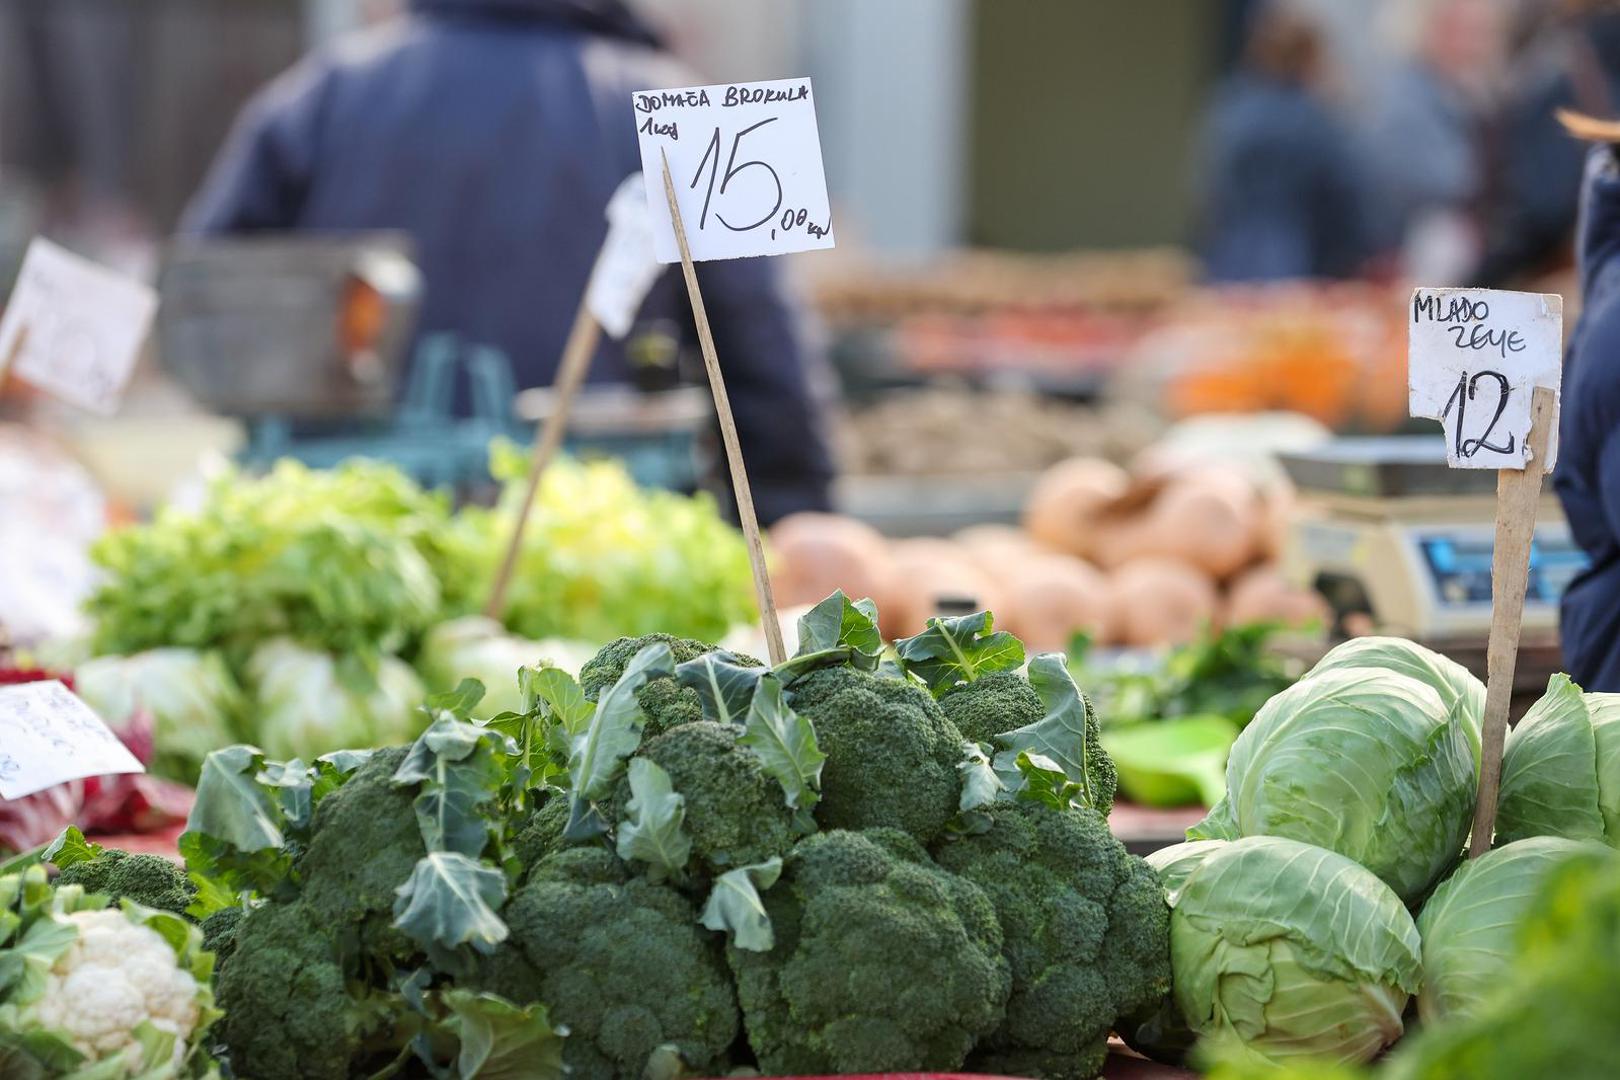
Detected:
left=0, top=866, right=218, bottom=1079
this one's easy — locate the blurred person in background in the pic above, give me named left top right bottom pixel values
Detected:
left=1475, top=0, right=1620, bottom=285
left=1553, top=113, right=1620, bottom=689
left=182, top=0, right=835, bottom=523
left=1362, top=0, right=1505, bottom=283
left=1193, top=0, right=1370, bottom=282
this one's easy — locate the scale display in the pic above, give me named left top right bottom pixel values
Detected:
left=1417, top=532, right=1588, bottom=608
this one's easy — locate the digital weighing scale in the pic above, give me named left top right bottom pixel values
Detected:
left=1277, top=437, right=1586, bottom=687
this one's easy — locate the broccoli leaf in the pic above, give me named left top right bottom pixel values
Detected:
left=41, top=827, right=102, bottom=871
left=441, top=989, right=566, bottom=1080
left=991, top=653, right=1104, bottom=810
left=393, top=852, right=509, bottom=964
left=895, top=610, right=1025, bottom=696
left=957, top=743, right=1004, bottom=813
left=524, top=666, right=593, bottom=733
left=256, top=758, right=317, bottom=834
left=613, top=758, right=692, bottom=883
left=738, top=674, right=825, bottom=812
left=675, top=650, right=767, bottom=726
left=312, top=749, right=371, bottom=805
left=396, top=716, right=503, bottom=858
left=1010, top=751, right=1089, bottom=811
left=424, top=678, right=487, bottom=721
left=700, top=857, right=783, bottom=952
left=187, top=745, right=285, bottom=853
left=776, top=591, right=884, bottom=680
left=565, top=642, right=674, bottom=838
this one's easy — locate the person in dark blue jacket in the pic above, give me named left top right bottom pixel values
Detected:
left=1555, top=123, right=1620, bottom=690
left=1193, top=1, right=1370, bottom=282
left=182, top=0, right=834, bottom=523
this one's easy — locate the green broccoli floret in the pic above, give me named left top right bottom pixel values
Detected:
left=932, top=799, right=1171, bottom=1079
left=787, top=666, right=964, bottom=843
left=54, top=848, right=197, bottom=916
left=216, top=900, right=360, bottom=1080
left=580, top=634, right=762, bottom=740
left=941, top=670, right=1044, bottom=745
left=201, top=905, right=244, bottom=972
left=504, top=846, right=739, bottom=1079
left=728, top=828, right=1010, bottom=1074
left=512, top=794, right=574, bottom=877
left=614, top=721, right=795, bottom=876
left=295, top=746, right=424, bottom=937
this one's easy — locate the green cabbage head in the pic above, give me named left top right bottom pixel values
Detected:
left=1189, top=667, right=1476, bottom=905
left=1496, top=674, right=1620, bottom=846
left=246, top=638, right=425, bottom=761
left=1305, top=636, right=1484, bottom=767
left=1151, top=836, right=1421, bottom=1067
left=1416, top=835, right=1610, bottom=1023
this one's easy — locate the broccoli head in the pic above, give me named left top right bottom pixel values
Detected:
left=53, top=848, right=197, bottom=916
left=505, top=846, right=739, bottom=1079
left=728, top=828, right=1010, bottom=1074
left=216, top=900, right=360, bottom=1080
left=616, top=721, right=796, bottom=876
left=295, top=746, right=424, bottom=940
left=787, top=666, right=964, bottom=843
left=580, top=634, right=762, bottom=740
left=201, top=905, right=244, bottom=972
left=941, top=670, right=1044, bottom=745
left=932, top=799, right=1171, bottom=1079
left=512, top=793, right=574, bottom=877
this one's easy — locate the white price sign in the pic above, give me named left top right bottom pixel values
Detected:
left=0, top=238, right=158, bottom=415
left=632, top=78, right=835, bottom=264
left=586, top=173, right=663, bottom=338
left=1409, top=288, right=1563, bottom=471
left=0, top=681, right=143, bottom=800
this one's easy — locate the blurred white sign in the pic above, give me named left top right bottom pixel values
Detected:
left=0, top=238, right=158, bottom=415
left=632, top=78, right=835, bottom=263
left=587, top=173, right=663, bottom=338
left=1409, top=288, right=1562, bottom=471
left=0, top=681, right=143, bottom=800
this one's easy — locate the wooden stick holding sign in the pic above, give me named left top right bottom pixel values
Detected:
left=1408, top=286, right=1563, bottom=856
left=658, top=149, right=786, bottom=665
left=1469, top=385, right=1557, bottom=854
left=485, top=174, right=663, bottom=620
left=633, top=77, right=837, bottom=667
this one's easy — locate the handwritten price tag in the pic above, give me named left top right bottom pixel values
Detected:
left=632, top=78, right=835, bottom=264
left=586, top=173, right=663, bottom=338
left=0, top=681, right=143, bottom=800
left=1409, top=288, right=1562, bottom=471
left=0, top=238, right=158, bottom=415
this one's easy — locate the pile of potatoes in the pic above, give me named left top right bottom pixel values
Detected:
left=769, top=457, right=1326, bottom=651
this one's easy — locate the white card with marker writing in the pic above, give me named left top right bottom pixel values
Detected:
left=1409, top=288, right=1562, bottom=472
left=0, top=237, right=157, bottom=415
left=0, top=681, right=144, bottom=800
left=631, top=78, right=835, bottom=264
left=586, top=172, right=663, bottom=339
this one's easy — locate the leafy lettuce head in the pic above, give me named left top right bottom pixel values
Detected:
left=1416, top=836, right=1610, bottom=1023
left=1496, top=674, right=1620, bottom=847
left=1190, top=666, right=1476, bottom=905
left=1153, top=836, right=1421, bottom=1067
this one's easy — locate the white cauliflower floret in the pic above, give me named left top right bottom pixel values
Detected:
left=23, top=908, right=201, bottom=1071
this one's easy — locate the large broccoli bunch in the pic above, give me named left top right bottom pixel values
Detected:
left=580, top=634, right=762, bottom=740
left=728, top=828, right=1011, bottom=1074
left=789, top=665, right=966, bottom=843
left=502, top=847, right=739, bottom=1079
left=933, top=799, right=1171, bottom=1079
